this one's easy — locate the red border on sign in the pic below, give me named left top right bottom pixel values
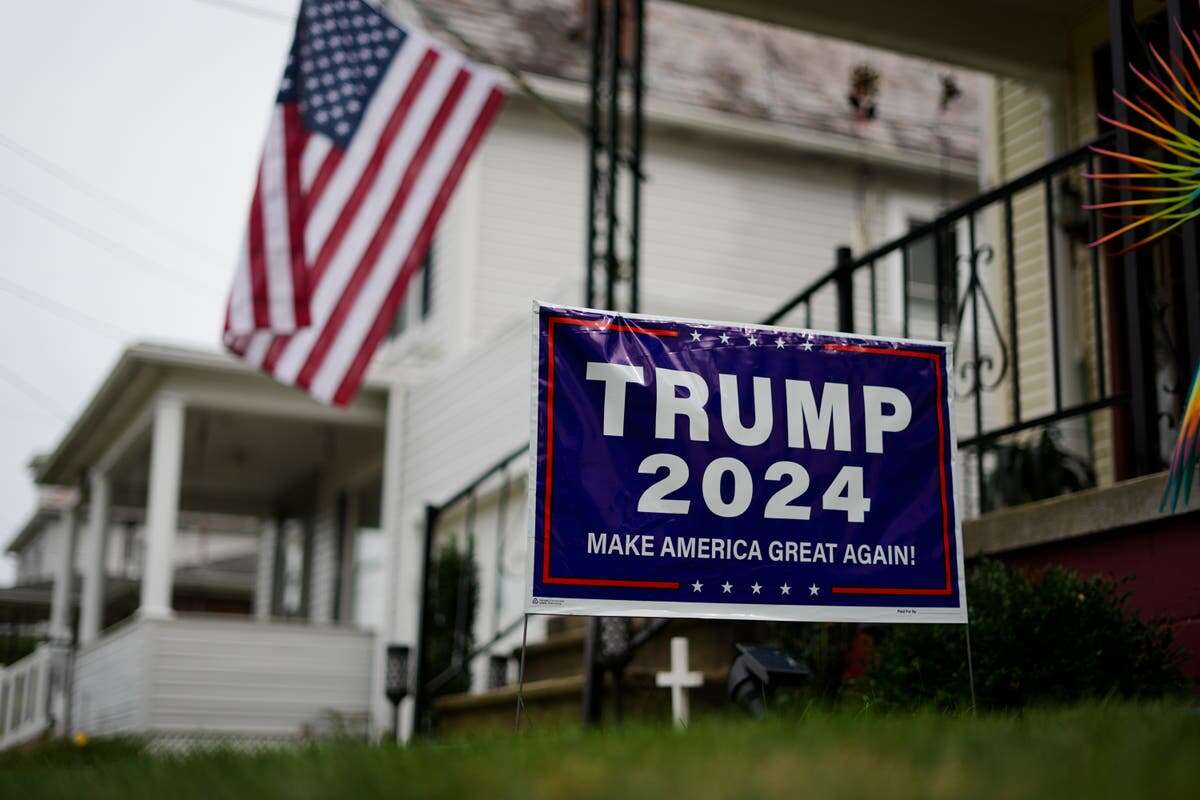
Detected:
left=823, top=343, right=954, bottom=596
left=537, top=322, right=955, bottom=599
left=541, top=316, right=681, bottom=588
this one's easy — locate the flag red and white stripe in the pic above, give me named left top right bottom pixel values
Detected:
left=224, top=3, right=505, bottom=406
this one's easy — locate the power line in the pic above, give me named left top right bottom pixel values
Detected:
left=0, top=182, right=225, bottom=295
left=189, top=0, right=294, bottom=23
left=0, top=361, right=68, bottom=420
left=0, top=403, right=62, bottom=424
left=0, top=131, right=228, bottom=262
left=0, top=274, right=136, bottom=343
left=187, top=0, right=586, bottom=134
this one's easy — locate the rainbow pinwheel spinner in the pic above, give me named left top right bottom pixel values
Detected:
left=1162, top=363, right=1200, bottom=512
left=1086, top=23, right=1200, bottom=254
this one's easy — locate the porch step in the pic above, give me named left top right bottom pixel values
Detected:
left=513, top=627, right=586, bottom=683
left=435, top=675, right=583, bottom=733
left=510, top=617, right=756, bottom=683
left=432, top=668, right=730, bottom=735
left=433, top=618, right=768, bottom=735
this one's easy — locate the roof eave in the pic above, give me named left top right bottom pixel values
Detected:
left=33, top=341, right=390, bottom=488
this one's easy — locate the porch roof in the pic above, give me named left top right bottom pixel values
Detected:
left=34, top=342, right=388, bottom=514
left=6, top=504, right=260, bottom=556
left=0, top=553, right=256, bottom=615
left=676, top=0, right=1095, bottom=80
left=5, top=507, right=56, bottom=556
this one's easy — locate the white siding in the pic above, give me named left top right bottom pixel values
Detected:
left=466, top=104, right=963, bottom=344
left=387, top=320, right=547, bottom=698
left=401, top=322, right=532, bottom=517
left=72, top=617, right=374, bottom=740
left=472, top=107, right=586, bottom=343
left=467, top=104, right=868, bottom=341
left=147, top=617, right=373, bottom=738
left=995, top=78, right=1057, bottom=425
left=639, top=136, right=857, bottom=324
left=993, top=52, right=1116, bottom=489
left=72, top=621, right=149, bottom=736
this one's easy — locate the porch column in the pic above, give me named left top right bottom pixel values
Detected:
left=47, top=503, right=78, bottom=643
left=375, top=385, right=413, bottom=741
left=309, top=492, right=338, bottom=625
left=79, top=470, right=110, bottom=646
left=254, top=520, right=278, bottom=620
left=335, top=492, right=359, bottom=624
left=140, top=393, right=185, bottom=619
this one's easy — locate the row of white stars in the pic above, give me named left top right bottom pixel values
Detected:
left=689, top=330, right=819, bottom=351
left=690, top=580, right=820, bottom=597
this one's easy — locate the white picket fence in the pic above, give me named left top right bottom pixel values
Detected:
left=0, top=644, right=53, bottom=750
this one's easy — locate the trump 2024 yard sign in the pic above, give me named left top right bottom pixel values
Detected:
left=525, top=303, right=967, bottom=624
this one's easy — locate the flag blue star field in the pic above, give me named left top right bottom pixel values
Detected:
left=224, top=0, right=506, bottom=405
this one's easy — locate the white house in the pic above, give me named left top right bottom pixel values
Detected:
left=0, top=0, right=981, bottom=747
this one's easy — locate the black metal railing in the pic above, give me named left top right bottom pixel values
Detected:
left=761, top=134, right=1187, bottom=515
left=410, top=445, right=525, bottom=735
left=410, top=132, right=1200, bottom=734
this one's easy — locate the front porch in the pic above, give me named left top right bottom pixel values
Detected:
left=22, top=343, right=389, bottom=744
left=405, top=0, right=1200, bottom=734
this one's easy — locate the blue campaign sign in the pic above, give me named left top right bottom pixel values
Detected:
left=525, top=303, right=967, bottom=624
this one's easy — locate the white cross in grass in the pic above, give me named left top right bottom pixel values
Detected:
left=655, top=636, right=704, bottom=729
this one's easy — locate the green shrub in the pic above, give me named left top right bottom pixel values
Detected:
left=421, top=542, right=479, bottom=696
left=982, top=426, right=1095, bottom=513
left=768, top=622, right=859, bottom=703
left=865, top=560, right=1188, bottom=709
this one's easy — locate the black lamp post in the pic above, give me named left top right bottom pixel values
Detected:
left=385, top=643, right=411, bottom=743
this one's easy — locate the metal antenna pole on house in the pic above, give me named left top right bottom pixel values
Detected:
left=580, top=0, right=646, bottom=727
left=584, top=0, right=645, bottom=314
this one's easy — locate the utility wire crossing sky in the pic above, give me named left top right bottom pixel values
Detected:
left=0, top=0, right=303, bottom=579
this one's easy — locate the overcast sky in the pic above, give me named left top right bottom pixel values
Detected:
left=0, top=0, right=302, bottom=578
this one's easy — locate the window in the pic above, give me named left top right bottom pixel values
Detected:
left=390, top=247, right=434, bottom=339
left=121, top=521, right=140, bottom=578
left=905, top=218, right=958, bottom=333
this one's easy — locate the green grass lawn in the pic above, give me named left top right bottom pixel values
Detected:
left=3, top=703, right=1197, bottom=799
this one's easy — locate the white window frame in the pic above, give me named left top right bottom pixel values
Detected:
left=885, top=192, right=946, bottom=324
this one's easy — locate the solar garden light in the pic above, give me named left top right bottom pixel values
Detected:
left=727, top=643, right=810, bottom=719
left=385, top=643, right=411, bottom=742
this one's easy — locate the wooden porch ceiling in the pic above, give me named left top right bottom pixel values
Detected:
left=675, top=0, right=1097, bottom=80
left=108, top=406, right=384, bottom=516
left=35, top=343, right=387, bottom=500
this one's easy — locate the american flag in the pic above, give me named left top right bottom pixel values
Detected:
left=224, top=0, right=505, bottom=405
